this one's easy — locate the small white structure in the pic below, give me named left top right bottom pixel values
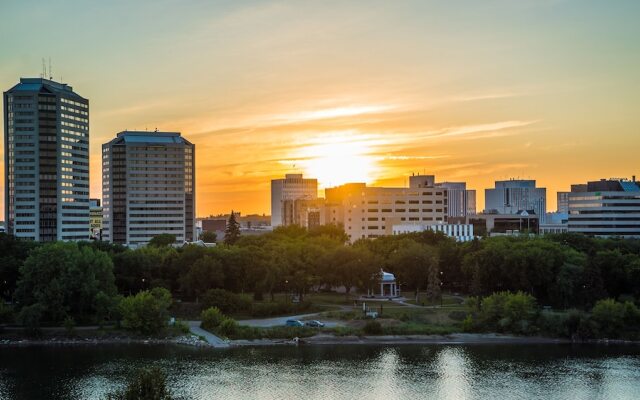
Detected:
left=367, top=269, right=400, bottom=298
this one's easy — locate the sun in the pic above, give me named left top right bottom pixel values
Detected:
left=293, top=132, right=379, bottom=188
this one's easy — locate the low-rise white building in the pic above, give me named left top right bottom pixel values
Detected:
left=392, top=223, right=474, bottom=242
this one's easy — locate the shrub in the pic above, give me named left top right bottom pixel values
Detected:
left=217, top=318, right=238, bottom=337
left=461, top=315, right=474, bottom=332
left=591, top=299, right=640, bottom=339
left=0, top=303, right=14, bottom=324
left=105, top=367, right=173, bottom=400
left=120, top=288, right=172, bottom=335
left=476, top=291, right=538, bottom=334
left=363, top=320, right=383, bottom=335
left=200, top=307, right=225, bottom=331
left=17, top=303, right=45, bottom=335
left=63, top=316, right=76, bottom=336
left=201, top=289, right=251, bottom=314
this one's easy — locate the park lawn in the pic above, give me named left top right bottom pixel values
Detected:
left=404, top=293, right=466, bottom=307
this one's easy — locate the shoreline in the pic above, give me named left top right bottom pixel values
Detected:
left=2, top=332, right=639, bottom=348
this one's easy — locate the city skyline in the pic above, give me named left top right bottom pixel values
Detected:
left=2, top=1, right=640, bottom=217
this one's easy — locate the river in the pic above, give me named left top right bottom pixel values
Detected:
left=1, top=344, right=639, bottom=399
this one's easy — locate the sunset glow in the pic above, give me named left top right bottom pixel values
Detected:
left=1, top=1, right=639, bottom=216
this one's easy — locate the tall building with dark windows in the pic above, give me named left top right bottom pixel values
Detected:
left=3, top=78, right=89, bottom=241
left=102, top=131, right=195, bottom=246
left=568, top=177, right=640, bottom=238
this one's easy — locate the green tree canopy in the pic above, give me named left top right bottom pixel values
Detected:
left=15, top=242, right=117, bottom=324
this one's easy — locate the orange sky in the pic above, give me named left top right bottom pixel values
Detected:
left=1, top=1, right=639, bottom=217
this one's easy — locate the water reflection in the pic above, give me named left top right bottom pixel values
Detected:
left=434, top=347, right=471, bottom=400
left=1, top=344, right=640, bottom=400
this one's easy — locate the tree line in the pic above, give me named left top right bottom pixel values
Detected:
left=2, top=226, right=640, bottom=330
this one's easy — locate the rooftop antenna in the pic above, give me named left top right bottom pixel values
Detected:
left=41, top=58, right=46, bottom=78
left=48, top=57, right=52, bottom=80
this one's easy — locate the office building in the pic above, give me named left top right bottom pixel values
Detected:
left=271, top=174, right=318, bottom=227
left=3, top=78, right=89, bottom=241
left=324, top=174, right=448, bottom=242
left=392, top=223, right=474, bottom=242
left=540, top=212, right=568, bottom=235
left=557, top=191, right=570, bottom=213
left=485, top=179, right=547, bottom=222
left=90, top=198, right=102, bottom=239
left=435, top=181, right=476, bottom=217
left=102, top=131, right=195, bottom=246
left=567, top=177, right=640, bottom=238
left=468, top=210, right=539, bottom=236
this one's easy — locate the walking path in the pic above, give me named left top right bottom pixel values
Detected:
left=187, top=321, right=229, bottom=348
left=238, top=312, right=345, bottom=328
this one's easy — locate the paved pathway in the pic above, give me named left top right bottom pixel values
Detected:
left=238, top=313, right=345, bottom=328
left=187, top=321, right=229, bottom=348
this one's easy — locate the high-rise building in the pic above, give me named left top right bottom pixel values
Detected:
left=485, top=179, right=547, bottom=222
left=325, top=175, right=448, bottom=242
left=567, top=177, right=640, bottom=238
left=557, top=191, right=570, bottom=213
left=102, top=131, right=195, bottom=246
left=89, top=198, right=102, bottom=239
left=3, top=78, right=89, bottom=241
left=271, top=174, right=318, bottom=227
left=435, top=181, right=476, bottom=217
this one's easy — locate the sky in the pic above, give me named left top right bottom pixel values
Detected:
left=1, top=0, right=639, bottom=217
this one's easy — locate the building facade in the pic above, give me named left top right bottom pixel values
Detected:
left=435, top=181, right=476, bottom=217
left=468, top=211, right=539, bottom=236
left=557, top=192, right=570, bottom=213
left=324, top=175, right=448, bottom=242
left=567, top=178, right=640, bottom=238
left=485, top=179, right=547, bottom=222
left=89, top=198, right=102, bottom=239
left=271, top=174, right=318, bottom=227
left=102, top=131, right=195, bottom=246
left=392, top=223, right=474, bottom=242
left=3, top=78, right=89, bottom=241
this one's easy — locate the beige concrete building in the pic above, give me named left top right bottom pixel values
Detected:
left=324, top=175, right=448, bottom=242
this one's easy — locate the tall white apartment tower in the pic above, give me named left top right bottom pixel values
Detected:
left=485, top=179, right=547, bottom=222
left=3, top=78, right=90, bottom=241
left=271, top=174, right=318, bottom=227
left=102, top=131, right=195, bottom=246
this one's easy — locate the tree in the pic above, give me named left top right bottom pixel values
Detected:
left=0, top=233, right=38, bottom=301
left=119, top=288, right=172, bottom=335
left=388, top=240, right=439, bottom=301
left=15, top=242, right=118, bottom=324
left=105, top=367, right=173, bottom=400
left=180, top=256, right=225, bottom=301
left=199, top=230, right=217, bottom=243
left=148, top=234, right=176, bottom=248
left=224, top=211, right=241, bottom=245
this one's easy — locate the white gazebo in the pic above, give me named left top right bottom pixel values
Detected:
left=366, top=269, right=399, bottom=298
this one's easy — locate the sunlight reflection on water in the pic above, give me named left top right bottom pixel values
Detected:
left=2, top=344, right=640, bottom=400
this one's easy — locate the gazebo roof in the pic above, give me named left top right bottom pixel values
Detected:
left=381, top=270, right=396, bottom=282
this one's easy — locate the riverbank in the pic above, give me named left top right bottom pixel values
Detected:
left=4, top=331, right=640, bottom=348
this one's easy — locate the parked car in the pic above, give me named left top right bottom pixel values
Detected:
left=285, top=319, right=304, bottom=327
left=305, top=320, right=325, bottom=328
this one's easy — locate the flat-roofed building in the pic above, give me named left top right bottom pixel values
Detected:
left=435, top=181, right=476, bottom=217
left=102, top=131, right=195, bottom=246
left=485, top=179, right=546, bottom=222
left=568, top=177, right=640, bottom=238
left=325, top=175, right=448, bottom=242
left=468, top=210, right=539, bottom=237
left=271, top=174, right=318, bottom=227
left=3, top=78, right=89, bottom=241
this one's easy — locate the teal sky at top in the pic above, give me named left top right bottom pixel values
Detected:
left=1, top=0, right=639, bottom=215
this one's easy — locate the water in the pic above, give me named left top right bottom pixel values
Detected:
left=1, top=344, right=640, bottom=399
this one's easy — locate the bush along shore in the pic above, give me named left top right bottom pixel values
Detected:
left=3, top=226, right=640, bottom=345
